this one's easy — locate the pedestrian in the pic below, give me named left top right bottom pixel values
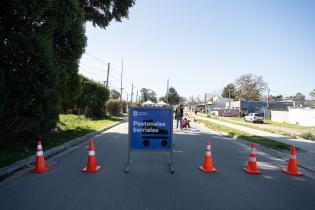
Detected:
left=175, top=104, right=183, bottom=130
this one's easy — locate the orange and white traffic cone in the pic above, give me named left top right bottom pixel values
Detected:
left=199, top=140, right=217, bottom=173
left=31, top=141, right=50, bottom=173
left=282, top=145, right=303, bottom=176
left=243, top=144, right=261, bottom=174
left=82, top=139, right=101, bottom=172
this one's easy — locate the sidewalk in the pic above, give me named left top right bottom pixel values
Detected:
left=197, top=116, right=315, bottom=172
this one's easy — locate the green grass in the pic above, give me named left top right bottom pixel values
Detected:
left=206, top=115, right=315, bottom=140
left=0, top=114, right=122, bottom=168
left=199, top=119, right=291, bottom=150
left=207, top=115, right=297, bottom=139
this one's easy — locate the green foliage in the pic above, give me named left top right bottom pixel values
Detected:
left=0, top=0, right=134, bottom=146
left=106, top=99, right=122, bottom=116
left=310, top=89, right=315, bottom=100
left=294, top=92, right=305, bottom=101
left=301, top=132, right=315, bottom=140
left=83, top=0, right=135, bottom=28
left=110, top=89, right=121, bottom=99
left=140, top=88, right=157, bottom=103
left=222, top=83, right=237, bottom=99
left=0, top=114, right=121, bottom=168
left=121, top=101, right=128, bottom=113
left=235, top=73, right=267, bottom=101
left=160, top=87, right=180, bottom=105
left=0, top=0, right=59, bottom=144
left=76, top=75, right=110, bottom=118
left=199, top=119, right=290, bottom=150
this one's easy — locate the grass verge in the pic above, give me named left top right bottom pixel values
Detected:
left=206, top=114, right=315, bottom=140
left=199, top=119, right=291, bottom=150
left=0, top=114, right=122, bottom=168
left=206, top=115, right=298, bottom=139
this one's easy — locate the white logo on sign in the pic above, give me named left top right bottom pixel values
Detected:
left=133, top=111, right=138, bottom=117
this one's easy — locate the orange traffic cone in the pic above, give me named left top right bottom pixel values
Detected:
left=199, top=140, right=217, bottom=173
left=282, top=145, right=303, bottom=176
left=82, top=139, right=101, bottom=172
left=31, top=141, right=50, bottom=173
left=243, top=144, right=261, bottom=174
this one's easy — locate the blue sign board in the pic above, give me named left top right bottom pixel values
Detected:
left=129, top=107, right=173, bottom=150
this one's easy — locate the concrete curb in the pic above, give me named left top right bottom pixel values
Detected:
left=0, top=120, right=126, bottom=181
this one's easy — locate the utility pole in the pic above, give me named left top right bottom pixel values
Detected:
left=106, top=63, right=110, bottom=88
left=131, top=83, right=134, bottom=103
left=265, top=89, right=271, bottom=120
left=120, top=59, right=123, bottom=101
left=228, top=89, right=231, bottom=109
left=267, top=89, right=270, bottom=108
left=136, top=90, right=138, bottom=104
left=127, top=94, right=129, bottom=103
left=204, top=93, right=207, bottom=114
left=166, top=79, right=169, bottom=104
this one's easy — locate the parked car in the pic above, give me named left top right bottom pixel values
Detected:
left=244, top=113, right=264, bottom=123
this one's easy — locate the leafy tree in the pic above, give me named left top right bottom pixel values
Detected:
left=0, top=0, right=59, bottom=144
left=160, top=87, right=180, bottom=105
left=222, top=83, right=237, bottom=99
left=310, top=89, right=315, bottom=100
left=140, top=88, right=157, bottom=103
left=83, top=0, right=135, bottom=28
left=235, top=73, right=268, bottom=101
left=110, top=89, right=121, bottom=99
left=0, top=0, right=135, bottom=143
left=294, top=92, right=305, bottom=101
left=270, top=95, right=283, bottom=101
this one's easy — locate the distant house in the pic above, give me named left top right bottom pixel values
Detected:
left=206, top=96, right=233, bottom=113
left=271, top=107, right=315, bottom=126
left=228, top=100, right=294, bottom=116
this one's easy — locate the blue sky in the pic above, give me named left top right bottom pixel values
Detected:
left=79, top=0, right=315, bottom=100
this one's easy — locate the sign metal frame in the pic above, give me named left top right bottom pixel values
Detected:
left=125, top=106, right=175, bottom=173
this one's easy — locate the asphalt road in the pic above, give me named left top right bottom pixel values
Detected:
left=1, top=122, right=315, bottom=210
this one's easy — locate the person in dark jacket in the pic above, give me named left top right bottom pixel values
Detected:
left=175, top=104, right=183, bottom=130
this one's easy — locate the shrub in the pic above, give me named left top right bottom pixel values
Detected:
left=301, top=132, right=315, bottom=140
left=76, top=75, right=110, bottom=118
left=121, top=101, right=128, bottom=113
left=106, top=99, right=122, bottom=116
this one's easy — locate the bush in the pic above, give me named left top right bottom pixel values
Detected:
left=301, top=132, right=315, bottom=140
left=121, top=101, right=128, bottom=113
left=106, top=99, right=122, bottom=116
left=76, top=75, right=110, bottom=118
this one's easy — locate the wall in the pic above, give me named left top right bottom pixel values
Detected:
left=271, top=110, right=289, bottom=123
left=288, top=108, right=315, bottom=127
left=271, top=108, right=315, bottom=127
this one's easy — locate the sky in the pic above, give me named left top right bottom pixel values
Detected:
left=79, top=0, right=315, bottom=100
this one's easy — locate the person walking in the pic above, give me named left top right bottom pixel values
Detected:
left=175, top=104, right=184, bottom=130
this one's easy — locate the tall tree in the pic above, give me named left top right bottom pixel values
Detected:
left=140, top=88, right=157, bottom=103
left=0, top=0, right=135, bottom=143
left=110, top=89, right=121, bottom=99
left=294, top=92, right=305, bottom=101
left=235, top=73, right=268, bottom=101
left=310, top=89, right=315, bottom=100
left=82, top=0, right=135, bottom=28
left=162, top=87, right=180, bottom=105
left=222, top=83, right=237, bottom=99
left=0, top=0, right=60, bottom=143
